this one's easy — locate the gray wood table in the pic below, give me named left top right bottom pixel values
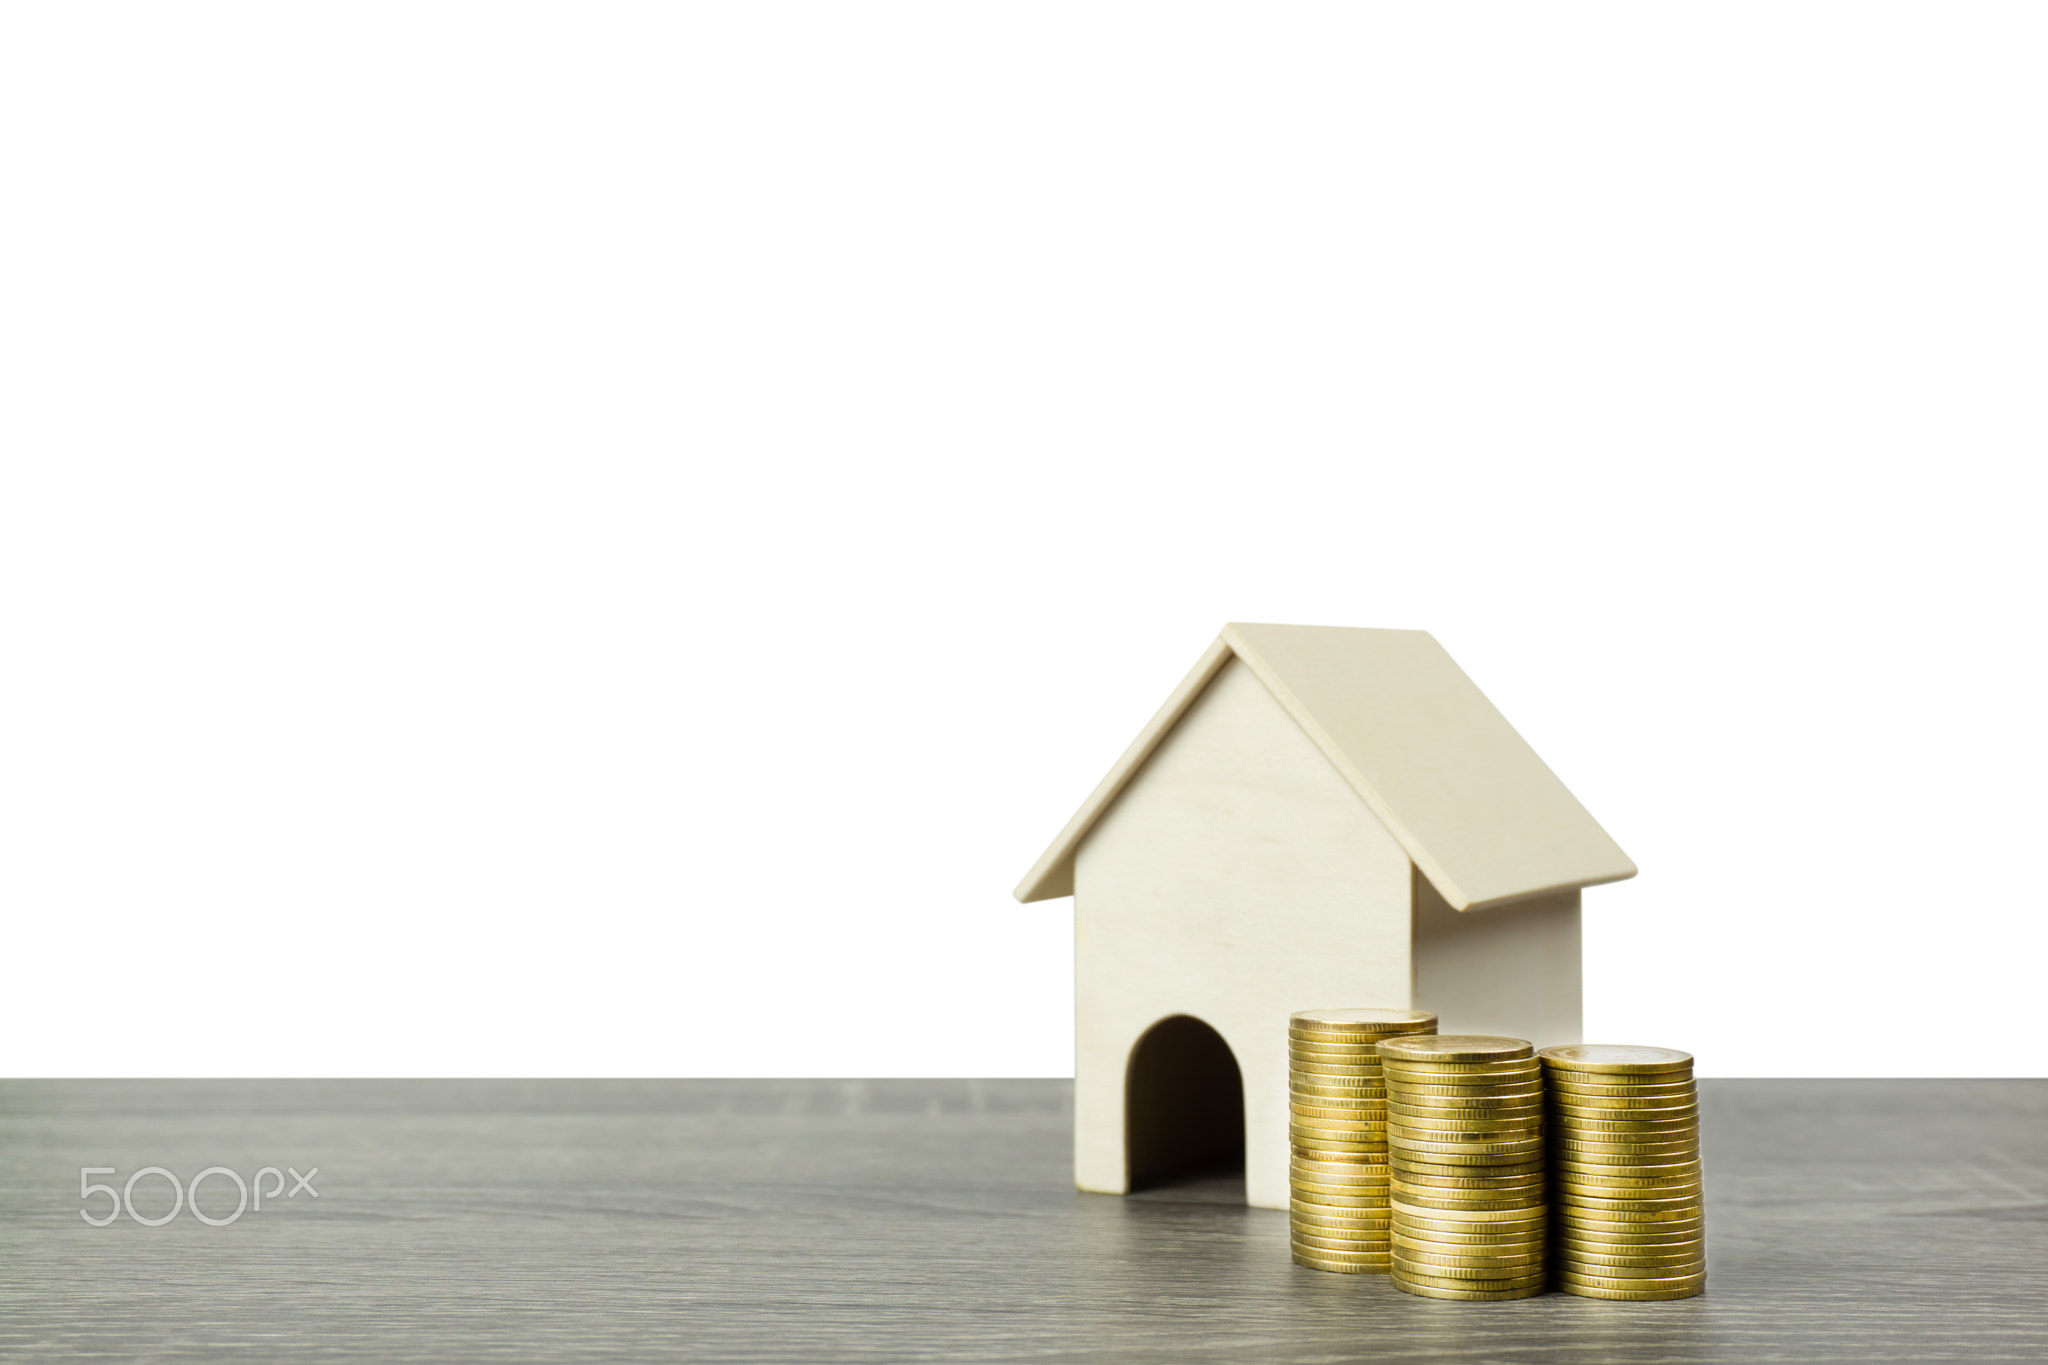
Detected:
left=1, top=1080, right=2043, bottom=1362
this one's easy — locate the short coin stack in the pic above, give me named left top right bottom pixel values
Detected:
left=1379, top=1034, right=1548, bottom=1300
left=1288, top=1008, right=1439, bottom=1273
left=1539, top=1045, right=1705, bottom=1300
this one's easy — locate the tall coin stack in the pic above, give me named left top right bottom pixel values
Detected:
left=1378, top=1035, right=1548, bottom=1300
left=1539, top=1045, right=1705, bottom=1300
left=1288, top=1008, right=1438, bottom=1274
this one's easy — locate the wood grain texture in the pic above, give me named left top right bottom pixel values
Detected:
left=2, top=1080, right=2045, bottom=1363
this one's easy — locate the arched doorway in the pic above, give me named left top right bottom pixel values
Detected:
left=1124, top=1014, right=1245, bottom=1195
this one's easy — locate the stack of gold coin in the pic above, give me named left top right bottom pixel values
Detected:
left=1288, top=1008, right=1438, bottom=1273
left=1378, top=1034, right=1548, bottom=1300
left=1538, top=1045, right=1705, bottom=1301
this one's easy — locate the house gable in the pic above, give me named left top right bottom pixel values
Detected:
left=1016, top=623, right=1635, bottom=912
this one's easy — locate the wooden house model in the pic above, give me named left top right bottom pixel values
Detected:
left=1014, top=623, right=1636, bottom=1211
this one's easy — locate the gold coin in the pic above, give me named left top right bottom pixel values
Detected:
left=1292, top=1254, right=1392, bottom=1272
left=1554, top=1255, right=1705, bottom=1278
left=1394, top=1091, right=1546, bottom=1108
left=1292, top=1222, right=1393, bottom=1241
left=1387, top=1124, right=1544, bottom=1146
left=1555, top=1200, right=1704, bottom=1222
left=1555, top=1215, right=1704, bottom=1236
left=1391, top=1150, right=1545, bottom=1171
left=1291, top=1088, right=1391, bottom=1105
left=1555, top=1214, right=1702, bottom=1235
left=1390, top=1135, right=1543, bottom=1158
left=1291, top=1247, right=1388, bottom=1274
left=1395, top=1214, right=1547, bottom=1239
left=1293, top=1231, right=1394, bottom=1253
left=1286, top=1039, right=1400, bottom=1064
left=1290, top=1008, right=1437, bottom=1034
left=1554, top=1153, right=1700, bottom=1174
left=1556, top=1280, right=1702, bottom=1300
left=1556, top=1186, right=1703, bottom=1203
left=1559, top=1269, right=1707, bottom=1292
left=1391, top=1259, right=1547, bottom=1286
left=1538, top=1045, right=1693, bottom=1075
left=1553, top=1191, right=1705, bottom=1211
left=1556, top=1254, right=1704, bottom=1275
left=1555, top=1137, right=1698, bottom=1156
left=1294, top=1170, right=1392, bottom=1186
left=1396, top=1247, right=1546, bottom=1270
left=1550, top=1089, right=1696, bottom=1108
left=1291, top=1114, right=1382, bottom=1133
left=1387, top=1104, right=1544, bottom=1126
left=1554, top=1173, right=1704, bottom=1194
left=1557, top=1242, right=1705, bottom=1266
left=1555, top=1187, right=1704, bottom=1208
left=1291, top=1191, right=1393, bottom=1212
left=1292, top=1166, right=1391, bottom=1185
left=1293, top=1089, right=1386, bottom=1105
left=1392, top=1253, right=1545, bottom=1279
left=1290, top=1061, right=1389, bottom=1078
left=1292, top=1244, right=1393, bottom=1265
left=1553, top=1205, right=1704, bottom=1225
left=1291, top=1155, right=1390, bottom=1178
left=1552, top=1159, right=1702, bottom=1180
left=1292, top=1217, right=1392, bottom=1238
left=1393, top=1199, right=1548, bottom=1222
left=1550, top=1098, right=1698, bottom=1115
left=1392, top=1114, right=1545, bottom=1135
left=1388, top=1154, right=1542, bottom=1173
left=1291, top=1138, right=1386, bottom=1158
left=1387, top=1074, right=1544, bottom=1091
left=1291, top=1074, right=1390, bottom=1092
left=1383, top=1059, right=1543, bottom=1079
left=1393, top=1169, right=1545, bottom=1190
left=1292, top=1234, right=1391, bottom=1252
left=1396, top=1169, right=1545, bottom=1188
left=1379, top=1035, right=1534, bottom=1064
left=1546, top=1089, right=1698, bottom=1110
left=1554, top=1226, right=1705, bottom=1247
left=1392, top=1223, right=1547, bottom=1247
left=1295, top=1161, right=1392, bottom=1178
left=1392, top=1236, right=1540, bottom=1260
left=1548, top=1112, right=1699, bottom=1132
left=1390, top=1134, right=1545, bottom=1155
left=1551, top=1127, right=1698, bottom=1145
left=1391, top=1183, right=1545, bottom=1208
left=1293, top=1150, right=1388, bottom=1166
left=1291, top=1144, right=1388, bottom=1162
left=1546, top=1076, right=1697, bottom=1097
left=1391, top=1278, right=1545, bottom=1301
left=1293, top=1105, right=1383, bottom=1124
left=1291, top=1121, right=1386, bottom=1139
left=1291, top=1198, right=1392, bottom=1220
left=1290, top=1053, right=1393, bottom=1070
left=1286, top=1146, right=1384, bottom=1162
left=1291, top=1104, right=1386, bottom=1124
left=1392, top=1268, right=1547, bottom=1292
left=1390, top=1093, right=1547, bottom=1112
left=1549, top=1094, right=1699, bottom=1112
left=1291, top=1189, right=1388, bottom=1209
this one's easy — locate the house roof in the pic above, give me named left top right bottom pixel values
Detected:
left=1013, top=623, right=1636, bottom=911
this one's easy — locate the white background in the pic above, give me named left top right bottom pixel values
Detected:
left=3, top=6, right=2041, bottom=1078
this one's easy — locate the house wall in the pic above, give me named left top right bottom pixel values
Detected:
left=1411, top=869, right=1582, bottom=1049
left=1073, top=657, right=1413, bottom=1211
